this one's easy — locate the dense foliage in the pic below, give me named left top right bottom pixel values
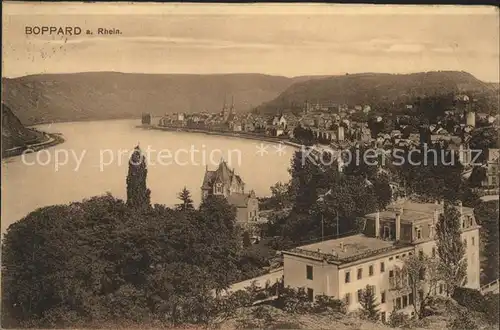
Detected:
left=1, top=192, right=254, bottom=328
left=452, top=288, right=499, bottom=325
left=267, top=147, right=392, bottom=243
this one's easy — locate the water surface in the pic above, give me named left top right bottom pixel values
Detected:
left=1, top=119, right=293, bottom=233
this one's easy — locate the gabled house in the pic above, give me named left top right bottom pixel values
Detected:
left=201, top=160, right=259, bottom=223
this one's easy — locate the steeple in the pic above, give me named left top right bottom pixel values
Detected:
left=222, top=95, right=227, bottom=118
left=230, top=96, right=235, bottom=114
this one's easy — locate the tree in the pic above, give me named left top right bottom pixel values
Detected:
left=392, top=253, right=442, bottom=319
left=269, top=182, right=291, bottom=210
left=468, top=166, right=487, bottom=188
left=242, top=231, right=252, bottom=248
left=359, top=285, right=380, bottom=320
left=288, top=148, right=321, bottom=214
left=198, top=195, right=241, bottom=295
left=175, top=187, right=194, bottom=211
left=474, top=200, right=499, bottom=282
left=468, top=127, right=499, bottom=163
left=435, top=203, right=467, bottom=296
left=126, top=146, right=151, bottom=209
left=394, top=145, right=465, bottom=202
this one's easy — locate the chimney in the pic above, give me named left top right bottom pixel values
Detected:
left=317, top=248, right=321, bottom=253
left=339, top=242, right=344, bottom=250
left=395, top=208, right=402, bottom=241
left=375, top=211, right=381, bottom=238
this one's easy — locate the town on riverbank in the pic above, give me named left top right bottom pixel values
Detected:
left=141, top=94, right=499, bottom=193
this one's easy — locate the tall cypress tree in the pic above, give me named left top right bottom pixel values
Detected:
left=436, top=202, right=467, bottom=296
left=126, top=145, right=151, bottom=209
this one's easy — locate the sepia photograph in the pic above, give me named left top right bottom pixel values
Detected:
left=1, top=2, right=499, bottom=329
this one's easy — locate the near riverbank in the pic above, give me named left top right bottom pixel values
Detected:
left=138, top=125, right=304, bottom=149
left=2, top=132, right=65, bottom=159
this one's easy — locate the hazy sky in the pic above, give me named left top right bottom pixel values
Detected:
left=2, top=3, right=499, bottom=81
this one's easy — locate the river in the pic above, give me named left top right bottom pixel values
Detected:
left=1, top=119, right=293, bottom=234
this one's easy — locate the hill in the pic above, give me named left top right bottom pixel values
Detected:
left=1, top=103, right=47, bottom=153
left=254, top=71, right=499, bottom=115
left=1, top=73, right=325, bottom=125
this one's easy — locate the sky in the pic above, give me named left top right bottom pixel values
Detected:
left=2, top=3, right=499, bottom=82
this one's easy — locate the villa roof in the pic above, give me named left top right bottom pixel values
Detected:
left=299, top=234, right=396, bottom=259
left=283, top=233, right=411, bottom=265
left=201, top=161, right=244, bottom=190
left=365, top=200, right=474, bottom=224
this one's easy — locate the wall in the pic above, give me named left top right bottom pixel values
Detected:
left=462, top=228, right=481, bottom=289
left=283, top=254, right=339, bottom=299
left=235, top=207, right=248, bottom=223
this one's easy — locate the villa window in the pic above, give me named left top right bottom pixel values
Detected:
left=306, top=265, right=313, bottom=280
left=357, top=268, right=363, bottom=280
left=307, top=288, right=314, bottom=301
left=380, top=262, right=385, bottom=273
left=381, top=291, right=386, bottom=304
left=409, top=293, right=414, bottom=305
left=402, top=295, right=408, bottom=308
left=345, top=271, right=351, bottom=283
left=369, top=265, right=374, bottom=276
left=416, top=227, right=422, bottom=240
left=472, top=237, right=475, bottom=246
left=389, top=270, right=394, bottom=278
left=345, top=293, right=351, bottom=305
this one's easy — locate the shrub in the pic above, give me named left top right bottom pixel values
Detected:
left=388, top=310, right=410, bottom=328
left=483, top=293, right=499, bottom=325
left=452, top=287, right=485, bottom=313
left=448, top=309, right=477, bottom=330
left=274, top=287, right=313, bottom=314
left=229, top=290, right=253, bottom=308
left=313, top=294, right=346, bottom=314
